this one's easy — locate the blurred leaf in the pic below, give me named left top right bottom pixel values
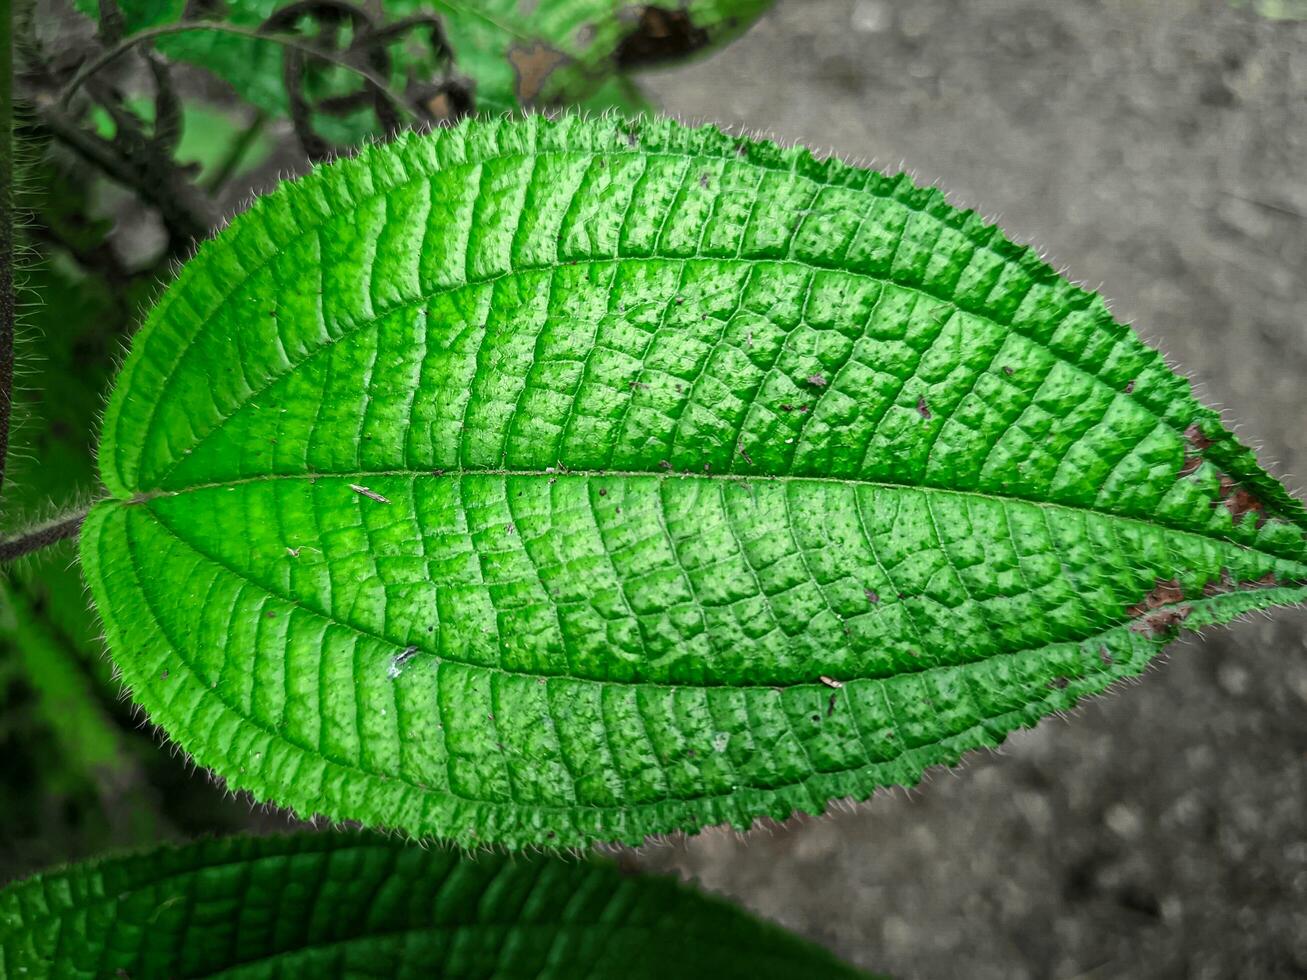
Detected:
left=0, top=832, right=871, bottom=979
left=72, top=0, right=772, bottom=138
left=422, top=0, right=775, bottom=112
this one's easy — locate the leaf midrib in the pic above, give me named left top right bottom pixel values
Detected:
left=125, top=245, right=1304, bottom=557
left=133, top=466, right=1307, bottom=569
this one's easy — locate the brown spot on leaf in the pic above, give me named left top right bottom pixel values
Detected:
left=865, top=588, right=880, bottom=604
left=916, top=396, right=932, bottom=420
left=1207, top=474, right=1268, bottom=528
left=1049, top=676, right=1069, bottom=690
left=1124, top=379, right=1135, bottom=393
left=1131, top=606, right=1192, bottom=638
left=1184, top=422, right=1214, bottom=451
left=1001, top=366, right=1014, bottom=376
left=806, top=373, right=828, bottom=388
left=1203, top=568, right=1236, bottom=596
left=1126, top=578, right=1185, bottom=617
left=508, top=42, right=569, bottom=103
left=737, top=442, right=754, bottom=465
left=1178, top=455, right=1202, bottom=477
left=616, top=7, right=710, bottom=68
left=1098, top=647, right=1114, bottom=665
left=1225, top=486, right=1267, bottom=528
left=827, top=693, right=838, bottom=717
left=819, top=675, right=844, bottom=689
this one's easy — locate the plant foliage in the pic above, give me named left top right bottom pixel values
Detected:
left=0, top=832, right=868, bottom=978
left=79, top=115, right=1307, bottom=848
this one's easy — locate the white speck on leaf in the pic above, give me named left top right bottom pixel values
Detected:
left=349, top=484, right=391, bottom=504
left=388, top=645, right=420, bottom=679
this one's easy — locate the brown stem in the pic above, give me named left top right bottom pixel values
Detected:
left=33, top=100, right=217, bottom=247
left=0, top=510, right=89, bottom=562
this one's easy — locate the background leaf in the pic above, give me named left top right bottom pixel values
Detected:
left=82, top=115, right=1307, bottom=849
left=0, top=832, right=870, bottom=978
left=422, top=0, right=774, bottom=112
left=71, top=0, right=769, bottom=131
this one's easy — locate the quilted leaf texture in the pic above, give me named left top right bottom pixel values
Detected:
left=81, top=115, right=1307, bottom=848
left=0, top=833, right=868, bottom=978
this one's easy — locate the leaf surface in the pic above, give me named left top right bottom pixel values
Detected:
left=0, top=832, right=867, bottom=978
left=82, top=115, right=1307, bottom=848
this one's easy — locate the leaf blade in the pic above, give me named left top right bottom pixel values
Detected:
left=84, top=115, right=1307, bottom=848
left=0, top=833, right=870, bottom=978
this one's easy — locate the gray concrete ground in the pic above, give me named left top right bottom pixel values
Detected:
left=631, top=3, right=1307, bottom=978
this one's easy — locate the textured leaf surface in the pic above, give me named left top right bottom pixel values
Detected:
left=82, top=115, right=1307, bottom=848
left=0, top=833, right=866, bottom=978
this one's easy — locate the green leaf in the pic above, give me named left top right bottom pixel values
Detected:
left=0, top=833, right=869, bottom=979
left=81, top=115, right=1307, bottom=849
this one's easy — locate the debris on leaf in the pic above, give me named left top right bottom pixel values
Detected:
left=1126, top=578, right=1185, bottom=616
left=387, top=645, right=420, bottom=679
left=349, top=484, right=391, bottom=504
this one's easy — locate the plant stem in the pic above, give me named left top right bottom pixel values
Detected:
left=0, top=0, right=14, bottom=501
left=33, top=101, right=217, bottom=248
left=58, top=21, right=417, bottom=121
left=0, top=509, right=88, bottom=562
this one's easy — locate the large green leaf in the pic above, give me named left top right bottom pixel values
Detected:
left=0, top=832, right=867, bottom=978
left=81, top=115, right=1307, bottom=849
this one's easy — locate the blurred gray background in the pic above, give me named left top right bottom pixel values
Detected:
left=625, top=2, right=1307, bottom=978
